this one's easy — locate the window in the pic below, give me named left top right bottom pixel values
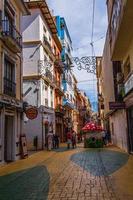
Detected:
left=53, top=46, right=56, bottom=55
left=111, top=0, right=121, bottom=32
left=43, top=25, right=47, bottom=33
left=4, top=2, right=15, bottom=36
left=4, top=56, right=16, bottom=97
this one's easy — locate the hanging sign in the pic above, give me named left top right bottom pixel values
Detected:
left=109, top=102, right=125, bottom=110
left=25, top=107, right=38, bottom=120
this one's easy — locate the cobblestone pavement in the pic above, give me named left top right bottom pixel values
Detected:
left=0, top=144, right=132, bottom=200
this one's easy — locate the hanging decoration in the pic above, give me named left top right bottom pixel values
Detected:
left=73, top=56, right=96, bottom=74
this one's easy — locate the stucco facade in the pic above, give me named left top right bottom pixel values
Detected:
left=22, top=1, right=57, bottom=150
left=0, top=0, right=28, bottom=163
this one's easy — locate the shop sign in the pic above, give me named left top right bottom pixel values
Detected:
left=109, top=102, right=125, bottom=110
left=25, top=107, right=38, bottom=120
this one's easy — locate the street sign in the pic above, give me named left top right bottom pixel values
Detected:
left=25, top=107, right=38, bottom=120
left=109, top=102, right=125, bottom=110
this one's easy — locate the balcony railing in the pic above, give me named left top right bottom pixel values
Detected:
left=1, top=20, right=22, bottom=49
left=54, top=59, right=64, bottom=73
left=124, top=71, right=133, bottom=95
left=55, top=104, right=65, bottom=114
left=4, top=77, right=16, bottom=97
left=43, top=36, right=53, bottom=53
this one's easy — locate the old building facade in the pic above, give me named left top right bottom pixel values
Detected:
left=0, top=0, right=28, bottom=163
left=97, top=0, right=133, bottom=152
left=22, top=0, right=62, bottom=150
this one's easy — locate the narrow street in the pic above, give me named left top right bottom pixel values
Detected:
left=0, top=144, right=132, bottom=200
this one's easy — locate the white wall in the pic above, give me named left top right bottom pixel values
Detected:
left=22, top=9, right=40, bottom=42
left=110, top=109, right=128, bottom=152
left=23, top=80, right=41, bottom=107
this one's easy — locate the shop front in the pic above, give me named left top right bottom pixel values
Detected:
left=0, top=98, right=23, bottom=164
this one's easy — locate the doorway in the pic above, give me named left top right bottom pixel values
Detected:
left=4, top=115, right=14, bottom=162
left=127, top=107, right=133, bottom=153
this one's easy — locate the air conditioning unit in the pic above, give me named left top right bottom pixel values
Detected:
left=117, top=72, right=124, bottom=83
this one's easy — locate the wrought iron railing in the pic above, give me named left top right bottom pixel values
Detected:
left=43, top=36, right=52, bottom=53
left=4, top=77, right=16, bottom=97
left=1, top=20, right=22, bottom=48
left=55, top=104, right=65, bottom=114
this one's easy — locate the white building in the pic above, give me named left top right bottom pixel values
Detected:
left=22, top=1, right=57, bottom=150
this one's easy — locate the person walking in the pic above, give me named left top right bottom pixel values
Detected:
left=72, top=131, right=76, bottom=149
left=105, top=130, right=111, bottom=146
left=102, top=130, right=106, bottom=145
left=67, top=130, right=72, bottom=149
left=54, top=134, right=59, bottom=149
left=47, top=132, right=53, bottom=151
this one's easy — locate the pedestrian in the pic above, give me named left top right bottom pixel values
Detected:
left=72, top=131, right=76, bottom=149
left=102, top=130, right=106, bottom=145
left=47, top=132, right=53, bottom=151
left=105, top=130, right=111, bottom=146
left=77, top=133, right=80, bottom=143
left=54, top=134, right=59, bottom=149
left=67, top=130, right=72, bottom=149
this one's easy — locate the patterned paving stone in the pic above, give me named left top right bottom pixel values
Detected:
left=0, top=145, right=132, bottom=200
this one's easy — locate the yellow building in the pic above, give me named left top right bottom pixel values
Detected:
left=0, top=0, right=28, bottom=163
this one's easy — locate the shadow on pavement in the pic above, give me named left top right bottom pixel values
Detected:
left=0, top=165, right=50, bottom=200
left=70, top=149, right=129, bottom=176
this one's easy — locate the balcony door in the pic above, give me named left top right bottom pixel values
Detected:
left=4, top=2, right=15, bottom=36
left=4, top=56, right=16, bottom=97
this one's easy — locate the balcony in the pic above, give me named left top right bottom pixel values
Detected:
left=55, top=104, right=65, bottom=115
left=43, top=36, right=54, bottom=60
left=1, top=20, right=22, bottom=53
left=4, top=77, right=16, bottom=97
left=109, top=0, right=133, bottom=60
left=63, top=98, right=74, bottom=110
left=55, top=81, right=64, bottom=96
left=54, top=59, right=64, bottom=73
left=38, top=61, right=56, bottom=85
left=124, top=71, right=133, bottom=95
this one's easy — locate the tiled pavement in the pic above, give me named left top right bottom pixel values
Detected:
left=0, top=144, right=133, bottom=200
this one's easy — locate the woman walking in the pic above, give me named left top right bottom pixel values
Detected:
left=72, top=131, right=76, bottom=149
left=47, top=132, right=53, bottom=150
left=67, top=130, right=72, bottom=149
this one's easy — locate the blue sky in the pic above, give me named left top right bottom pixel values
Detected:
left=47, top=0, right=108, bottom=111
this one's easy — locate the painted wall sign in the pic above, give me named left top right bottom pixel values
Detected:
left=25, top=107, right=38, bottom=120
left=109, top=102, right=125, bottom=110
